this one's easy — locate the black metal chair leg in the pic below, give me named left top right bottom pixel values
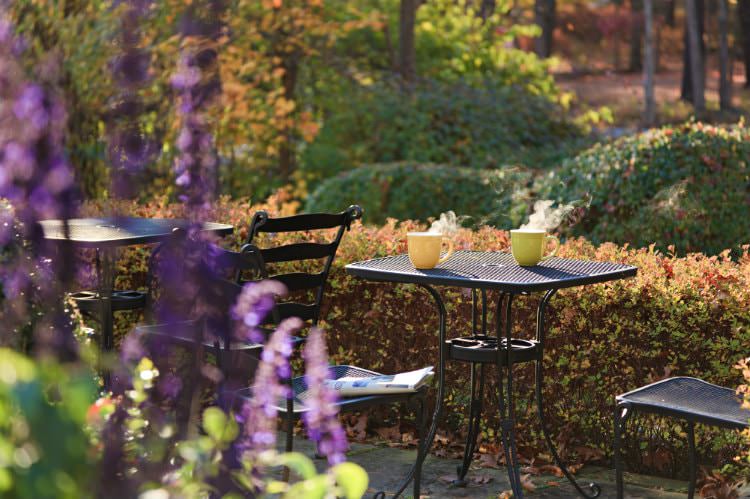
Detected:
left=534, top=290, right=600, bottom=499
left=372, top=285, right=446, bottom=499
left=687, top=421, right=696, bottom=499
left=413, top=396, right=427, bottom=499
left=281, top=393, right=294, bottom=482
left=614, top=404, right=628, bottom=499
left=380, top=395, right=429, bottom=499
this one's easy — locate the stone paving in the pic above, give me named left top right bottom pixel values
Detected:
left=290, top=435, right=750, bottom=498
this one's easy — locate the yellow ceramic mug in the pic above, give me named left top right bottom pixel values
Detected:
left=510, top=229, right=559, bottom=266
left=407, top=232, right=454, bottom=269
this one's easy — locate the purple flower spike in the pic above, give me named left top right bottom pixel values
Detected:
left=231, top=280, right=287, bottom=344
left=0, top=14, right=79, bottom=355
left=302, top=327, right=349, bottom=465
left=236, top=317, right=302, bottom=460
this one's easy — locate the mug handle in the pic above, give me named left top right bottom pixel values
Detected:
left=541, top=235, right=559, bottom=261
left=437, top=237, right=454, bottom=264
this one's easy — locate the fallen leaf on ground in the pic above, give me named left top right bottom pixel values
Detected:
left=521, top=474, right=536, bottom=492
left=470, top=474, right=493, bottom=485
left=437, top=474, right=456, bottom=484
left=346, top=414, right=368, bottom=442
left=538, top=464, right=564, bottom=477
left=478, top=453, right=501, bottom=469
left=374, top=424, right=401, bottom=441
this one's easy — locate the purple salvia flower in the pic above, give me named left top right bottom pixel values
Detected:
left=236, top=317, right=301, bottom=459
left=302, top=327, right=349, bottom=465
left=171, top=51, right=219, bottom=219
left=106, top=0, right=156, bottom=200
left=0, top=11, right=79, bottom=357
left=231, top=280, right=287, bottom=344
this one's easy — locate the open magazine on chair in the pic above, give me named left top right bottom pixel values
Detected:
left=324, top=366, right=435, bottom=396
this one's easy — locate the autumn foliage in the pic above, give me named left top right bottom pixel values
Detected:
left=83, top=193, right=750, bottom=475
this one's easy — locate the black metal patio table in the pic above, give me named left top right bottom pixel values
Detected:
left=40, top=217, right=233, bottom=357
left=345, top=250, right=637, bottom=498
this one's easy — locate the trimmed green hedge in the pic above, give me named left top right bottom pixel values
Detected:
left=305, top=162, right=532, bottom=228
left=542, top=122, right=750, bottom=255
left=299, top=78, right=587, bottom=189
left=83, top=196, right=750, bottom=477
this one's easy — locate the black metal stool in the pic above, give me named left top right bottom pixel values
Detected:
left=614, top=376, right=750, bottom=499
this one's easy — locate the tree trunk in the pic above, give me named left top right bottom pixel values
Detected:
left=480, top=0, right=496, bottom=20
left=399, top=0, right=419, bottom=81
left=664, top=0, right=676, bottom=26
left=629, top=0, right=644, bottom=72
left=686, top=0, right=706, bottom=111
left=740, top=0, right=750, bottom=87
left=534, top=0, right=556, bottom=57
left=278, top=55, right=299, bottom=182
left=681, top=0, right=705, bottom=101
left=644, top=0, right=656, bottom=125
left=718, top=0, right=732, bottom=109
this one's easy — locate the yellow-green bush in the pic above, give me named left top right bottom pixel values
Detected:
left=83, top=195, right=750, bottom=475
left=305, top=162, right=532, bottom=227
left=543, top=122, right=750, bottom=256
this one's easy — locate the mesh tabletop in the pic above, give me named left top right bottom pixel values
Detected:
left=618, top=377, right=750, bottom=429
left=40, top=217, right=233, bottom=248
left=345, top=251, right=636, bottom=293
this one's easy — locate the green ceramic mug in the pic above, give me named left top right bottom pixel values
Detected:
left=510, top=229, right=559, bottom=266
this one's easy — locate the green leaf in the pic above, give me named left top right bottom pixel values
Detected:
left=274, top=452, right=317, bottom=480
left=332, top=462, right=369, bottom=499
left=221, top=414, right=240, bottom=443
left=284, top=475, right=329, bottom=499
left=203, top=407, right=227, bottom=442
left=265, top=480, right=288, bottom=494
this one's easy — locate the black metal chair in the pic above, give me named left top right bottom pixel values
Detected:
left=230, top=206, right=429, bottom=499
left=614, top=376, right=750, bottom=499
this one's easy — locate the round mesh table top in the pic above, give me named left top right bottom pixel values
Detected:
left=346, top=250, right=637, bottom=292
left=40, top=217, right=233, bottom=248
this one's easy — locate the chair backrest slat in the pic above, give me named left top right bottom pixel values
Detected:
left=260, top=242, right=336, bottom=263
left=250, top=212, right=350, bottom=234
left=271, top=272, right=325, bottom=292
left=210, top=245, right=263, bottom=274
left=275, top=302, right=318, bottom=322
left=245, top=205, right=362, bottom=327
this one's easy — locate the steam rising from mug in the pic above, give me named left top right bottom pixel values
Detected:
left=429, top=211, right=463, bottom=236
left=520, top=200, right=575, bottom=232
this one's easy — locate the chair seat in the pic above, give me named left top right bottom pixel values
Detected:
left=617, top=377, right=750, bottom=429
left=134, top=321, right=306, bottom=352
left=233, top=365, right=428, bottom=415
left=71, top=290, right=148, bottom=313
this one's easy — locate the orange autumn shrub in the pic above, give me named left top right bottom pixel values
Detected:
left=80, top=195, right=750, bottom=476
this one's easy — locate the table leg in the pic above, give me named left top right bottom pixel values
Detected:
left=99, top=248, right=115, bottom=386
left=495, top=293, right=525, bottom=497
left=403, top=284, right=448, bottom=496
left=455, top=289, right=490, bottom=485
left=380, top=285, right=446, bottom=499
left=455, top=362, right=486, bottom=484
left=534, top=290, right=601, bottom=498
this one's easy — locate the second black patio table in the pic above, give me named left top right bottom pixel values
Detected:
left=346, top=250, right=637, bottom=498
left=40, top=217, right=233, bottom=356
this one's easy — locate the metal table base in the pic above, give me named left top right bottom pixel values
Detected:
left=346, top=251, right=636, bottom=498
